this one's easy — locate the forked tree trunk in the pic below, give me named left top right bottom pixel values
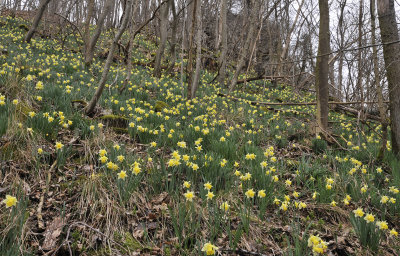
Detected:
left=24, top=0, right=52, bottom=43
left=84, top=0, right=115, bottom=66
left=315, top=0, right=330, bottom=134
left=85, top=0, right=132, bottom=115
left=153, top=0, right=170, bottom=78
left=377, top=0, right=400, bottom=157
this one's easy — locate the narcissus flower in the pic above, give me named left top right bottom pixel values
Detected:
left=390, top=229, right=398, bottom=237
left=206, top=191, right=215, bottom=200
left=201, top=242, right=218, bottom=255
left=245, top=189, right=255, bottom=199
left=353, top=208, right=364, bottom=217
left=220, top=201, right=230, bottom=211
left=2, top=195, right=17, bottom=208
left=184, top=191, right=195, bottom=202
left=204, top=182, right=212, bottom=190
left=364, top=213, right=375, bottom=223
left=258, top=190, right=266, bottom=198
left=376, top=221, right=388, bottom=230
left=118, top=170, right=127, bottom=180
left=55, top=142, right=64, bottom=150
left=183, top=181, right=191, bottom=189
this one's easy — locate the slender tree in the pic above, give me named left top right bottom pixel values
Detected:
left=85, top=0, right=132, bottom=115
left=84, top=0, right=115, bottom=66
left=154, top=0, right=170, bottom=78
left=217, top=0, right=227, bottom=85
left=377, top=0, right=400, bottom=157
left=190, top=0, right=202, bottom=98
left=315, top=0, right=330, bottom=134
left=24, top=0, right=52, bottom=43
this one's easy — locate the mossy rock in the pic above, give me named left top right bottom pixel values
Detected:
left=19, top=24, right=29, bottom=31
left=71, top=99, right=87, bottom=109
left=112, top=127, right=129, bottom=134
left=154, top=101, right=169, bottom=112
left=97, top=114, right=128, bottom=128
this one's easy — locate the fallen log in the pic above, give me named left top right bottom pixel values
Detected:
left=217, top=93, right=388, bottom=106
left=334, top=105, right=382, bottom=122
left=217, top=93, right=384, bottom=122
left=236, top=75, right=285, bottom=84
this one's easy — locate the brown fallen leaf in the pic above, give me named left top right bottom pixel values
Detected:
left=41, top=217, right=66, bottom=251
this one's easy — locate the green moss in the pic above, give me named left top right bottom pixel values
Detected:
left=19, top=24, right=29, bottom=31
left=97, top=114, right=128, bottom=128
left=112, top=127, right=128, bottom=134
left=154, top=101, right=169, bottom=112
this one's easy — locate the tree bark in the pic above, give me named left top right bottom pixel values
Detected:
left=186, top=0, right=198, bottom=100
left=85, top=0, right=132, bottom=115
left=356, top=0, right=365, bottom=113
left=167, top=0, right=178, bottom=73
left=84, top=0, right=95, bottom=56
left=84, top=0, right=115, bottom=66
left=377, top=0, right=400, bottom=156
left=337, top=0, right=346, bottom=100
left=315, top=0, right=330, bottom=134
left=24, top=0, right=52, bottom=43
left=371, top=0, right=388, bottom=159
left=153, top=0, right=170, bottom=78
left=217, top=0, right=227, bottom=85
left=190, top=0, right=202, bottom=98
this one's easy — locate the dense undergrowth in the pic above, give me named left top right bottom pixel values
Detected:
left=0, top=16, right=399, bottom=255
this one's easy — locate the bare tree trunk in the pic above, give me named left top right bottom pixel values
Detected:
left=315, top=0, right=330, bottom=134
left=153, top=0, right=170, bottom=78
left=85, top=0, right=132, bottom=115
left=377, top=0, right=400, bottom=157
left=228, top=1, right=260, bottom=92
left=184, top=0, right=194, bottom=51
left=84, top=0, right=115, bottom=66
left=190, top=0, right=202, bottom=98
left=337, top=0, right=346, bottom=100
left=24, top=0, right=52, bottom=43
left=371, top=0, right=388, bottom=159
left=217, top=0, right=227, bottom=85
left=356, top=0, right=365, bottom=114
left=186, top=0, right=198, bottom=100
left=167, top=0, right=178, bottom=73
left=84, top=0, right=95, bottom=55
left=214, top=1, right=220, bottom=50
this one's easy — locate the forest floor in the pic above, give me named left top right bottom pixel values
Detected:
left=0, top=16, right=400, bottom=256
